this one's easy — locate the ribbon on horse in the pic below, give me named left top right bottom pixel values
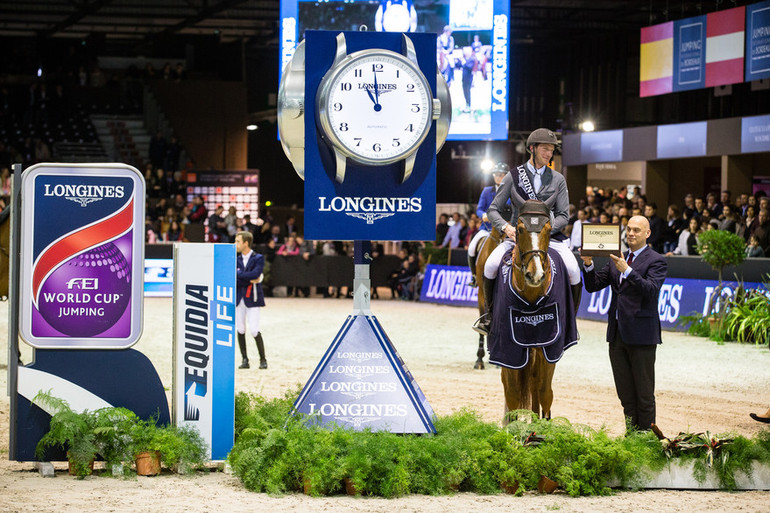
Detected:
left=487, top=248, right=578, bottom=370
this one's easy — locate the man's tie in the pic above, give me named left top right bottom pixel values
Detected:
left=627, top=252, right=634, bottom=266
left=533, top=170, right=542, bottom=194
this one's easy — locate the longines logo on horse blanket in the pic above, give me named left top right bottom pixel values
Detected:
left=488, top=248, right=578, bottom=369
left=486, top=199, right=578, bottom=370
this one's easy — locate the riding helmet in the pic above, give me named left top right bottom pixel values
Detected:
left=526, top=128, right=560, bottom=152
left=492, top=162, right=509, bottom=175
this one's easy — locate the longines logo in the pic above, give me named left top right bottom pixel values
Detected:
left=319, top=196, right=421, bottom=224
left=514, top=313, right=555, bottom=326
left=358, top=83, right=397, bottom=93
left=44, top=184, right=125, bottom=207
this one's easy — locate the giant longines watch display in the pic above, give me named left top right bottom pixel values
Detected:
left=277, top=31, right=451, bottom=183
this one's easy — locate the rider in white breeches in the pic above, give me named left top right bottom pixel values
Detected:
left=473, top=128, right=583, bottom=336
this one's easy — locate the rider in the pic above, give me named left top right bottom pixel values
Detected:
left=473, top=128, right=583, bottom=336
left=467, top=162, right=508, bottom=287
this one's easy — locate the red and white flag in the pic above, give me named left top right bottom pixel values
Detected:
left=705, top=6, right=745, bottom=87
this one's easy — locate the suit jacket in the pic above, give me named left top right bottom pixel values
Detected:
left=237, top=251, right=265, bottom=308
left=583, top=248, right=667, bottom=345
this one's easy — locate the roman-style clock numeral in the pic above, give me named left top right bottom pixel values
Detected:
left=340, top=82, right=352, bottom=91
left=354, top=69, right=362, bottom=77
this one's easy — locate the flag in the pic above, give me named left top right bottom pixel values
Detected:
left=640, top=22, right=674, bottom=97
left=706, top=6, right=746, bottom=87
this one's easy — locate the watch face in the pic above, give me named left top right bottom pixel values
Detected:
left=318, top=49, right=433, bottom=165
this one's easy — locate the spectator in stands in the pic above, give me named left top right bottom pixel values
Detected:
left=0, top=167, right=11, bottom=200
left=744, top=205, right=758, bottom=241
left=440, top=212, right=463, bottom=248
left=720, top=190, right=732, bottom=211
left=164, top=220, right=184, bottom=242
left=188, top=195, right=207, bottom=224
left=663, top=204, right=684, bottom=254
left=666, top=217, right=700, bottom=256
left=737, top=193, right=749, bottom=216
left=746, top=235, right=764, bottom=258
left=173, top=62, right=187, bottom=81
left=718, top=204, right=739, bottom=234
left=208, top=205, right=227, bottom=242
left=693, top=196, right=705, bottom=219
left=277, top=235, right=299, bottom=256
left=284, top=215, right=298, bottom=237
left=396, top=253, right=419, bottom=300
left=149, top=131, right=167, bottom=170
left=682, top=193, right=697, bottom=220
left=224, top=206, right=239, bottom=242
left=172, top=193, right=186, bottom=214
left=294, top=234, right=314, bottom=298
left=162, top=62, right=173, bottom=81
left=153, top=168, right=171, bottom=199
left=753, top=209, right=770, bottom=256
left=144, top=63, right=156, bottom=78
left=570, top=208, right=588, bottom=251
left=241, top=214, right=259, bottom=239
left=644, top=202, right=664, bottom=253
left=706, top=192, right=721, bottom=218
left=435, top=213, right=449, bottom=245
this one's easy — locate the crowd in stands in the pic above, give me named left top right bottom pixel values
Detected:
left=564, top=186, right=770, bottom=258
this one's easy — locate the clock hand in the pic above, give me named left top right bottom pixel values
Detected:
left=373, top=70, right=382, bottom=112
left=365, top=86, right=377, bottom=107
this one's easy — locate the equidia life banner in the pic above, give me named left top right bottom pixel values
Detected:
left=173, top=243, right=236, bottom=460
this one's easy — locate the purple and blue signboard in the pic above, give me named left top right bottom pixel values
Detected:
left=673, top=15, right=707, bottom=92
left=657, top=121, right=707, bottom=159
left=580, top=130, right=624, bottom=163
left=19, top=164, right=145, bottom=349
left=746, top=0, right=770, bottom=81
left=742, top=114, right=770, bottom=153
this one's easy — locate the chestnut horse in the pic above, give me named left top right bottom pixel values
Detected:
left=499, top=200, right=557, bottom=421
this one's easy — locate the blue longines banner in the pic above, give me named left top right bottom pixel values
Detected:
left=420, top=264, right=478, bottom=307
left=173, top=243, right=236, bottom=460
left=742, top=114, right=770, bottom=153
left=673, top=15, right=706, bottom=92
left=303, top=30, right=437, bottom=241
left=579, top=278, right=767, bottom=331
left=746, top=0, right=770, bottom=81
left=418, top=264, right=768, bottom=332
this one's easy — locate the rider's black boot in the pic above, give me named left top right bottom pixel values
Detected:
left=237, top=333, right=249, bottom=369
left=472, top=277, right=496, bottom=335
left=255, top=332, right=267, bottom=369
left=467, top=252, right=478, bottom=287
left=570, top=282, right=583, bottom=310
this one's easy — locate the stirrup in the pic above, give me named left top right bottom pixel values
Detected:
left=472, top=314, right=491, bottom=335
left=468, top=275, right=477, bottom=287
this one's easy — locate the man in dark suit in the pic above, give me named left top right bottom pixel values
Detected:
left=580, top=215, right=667, bottom=432
left=235, top=231, right=268, bottom=369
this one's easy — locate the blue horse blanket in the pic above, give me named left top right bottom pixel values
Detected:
left=487, top=248, right=578, bottom=369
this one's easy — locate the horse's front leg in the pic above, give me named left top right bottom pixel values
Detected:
left=474, top=334, right=485, bottom=370
left=537, top=361, right=556, bottom=420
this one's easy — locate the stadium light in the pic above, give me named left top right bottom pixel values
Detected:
left=480, top=159, right=494, bottom=173
left=580, top=120, right=595, bottom=132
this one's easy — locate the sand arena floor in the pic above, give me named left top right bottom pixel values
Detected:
left=1, top=295, right=770, bottom=512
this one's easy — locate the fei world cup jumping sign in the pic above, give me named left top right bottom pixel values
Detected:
left=19, top=163, right=145, bottom=349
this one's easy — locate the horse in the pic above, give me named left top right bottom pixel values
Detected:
left=485, top=198, right=578, bottom=422
left=0, top=205, right=10, bottom=300
left=470, top=225, right=504, bottom=370
left=500, top=200, right=555, bottom=420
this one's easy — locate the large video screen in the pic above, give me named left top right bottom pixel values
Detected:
left=280, top=0, right=510, bottom=140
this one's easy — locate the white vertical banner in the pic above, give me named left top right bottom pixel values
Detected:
left=172, top=243, right=236, bottom=460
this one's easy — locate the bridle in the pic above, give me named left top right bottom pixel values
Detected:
left=512, top=201, right=551, bottom=280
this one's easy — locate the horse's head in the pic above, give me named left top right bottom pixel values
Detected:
left=514, top=200, right=552, bottom=288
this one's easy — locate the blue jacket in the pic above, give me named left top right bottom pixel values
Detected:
left=476, top=185, right=495, bottom=231
left=236, top=251, right=265, bottom=308
left=583, top=248, right=667, bottom=345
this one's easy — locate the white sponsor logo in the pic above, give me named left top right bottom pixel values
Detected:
left=319, top=196, right=422, bottom=224
left=43, top=183, right=125, bottom=207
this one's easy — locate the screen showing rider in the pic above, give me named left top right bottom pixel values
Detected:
left=473, top=128, right=582, bottom=336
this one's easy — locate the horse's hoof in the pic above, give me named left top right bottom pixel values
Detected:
left=473, top=361, right=485, bottom=370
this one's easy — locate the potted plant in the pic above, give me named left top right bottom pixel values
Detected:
left=695, top=230, right=746, bottom=320
left=91, top=406, right=139, bottom=476
left=33, top=391, right=99, bottom=478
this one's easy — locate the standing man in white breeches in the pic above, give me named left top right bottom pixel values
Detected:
left=473, top=128, right=582, bottom=336
left=235, top=231, right=268, bottom=369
